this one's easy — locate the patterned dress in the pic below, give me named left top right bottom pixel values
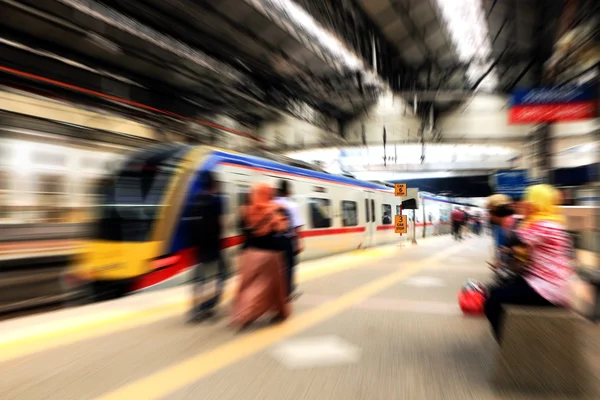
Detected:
left=516, top=220, right=574, bottom=306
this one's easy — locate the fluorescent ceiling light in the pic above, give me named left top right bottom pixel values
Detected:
left=247, top=0, right=383, bottom=88
left=434, top=0, right=498, bottom=91
left=266, top=0, right=361, bottom=69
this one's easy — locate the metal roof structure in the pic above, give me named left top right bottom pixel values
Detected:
left=0, top=0, right=589, bottom=136
left=306, top=0, right=565, bottom=116
left=0, top=0, right=382, bottom=133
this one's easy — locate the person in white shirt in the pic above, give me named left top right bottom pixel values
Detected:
left=275, top=180, right=305, bottom=299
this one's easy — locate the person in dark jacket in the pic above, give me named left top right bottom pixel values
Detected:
left=188, top=171, right=225, bottom=322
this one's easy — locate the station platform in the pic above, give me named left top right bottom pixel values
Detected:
left=1, top=236, right=598, bottom=400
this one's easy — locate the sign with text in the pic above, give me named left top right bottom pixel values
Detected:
left=510, top=85, right=596, bottom=106
left=394, top=183, right=407, bottom=197
left=394, top=215, right=407, bottom=234
left=508, top=102, right=596, bottom=124
left=494, top=171, right=552, bottom=198
left=508, top=84, right=598, bottom=124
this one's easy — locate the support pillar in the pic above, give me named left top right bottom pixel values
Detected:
left=594, top=126, right=600, bottom=264
left=412, top=209, right=417, bottom=245
left=528, top=123, right=552, bottom=184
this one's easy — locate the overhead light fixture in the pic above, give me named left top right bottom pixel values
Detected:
left=86, top=32, right=121, bottom=54
left=245, top=0, right=384, bottom=89
left=434, top=0, right=498, bottom=91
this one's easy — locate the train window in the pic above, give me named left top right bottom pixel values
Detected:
left=237, top=185, right=250, bottom=207
left=219, top=194, right=230, bottom=216
left=341, top=201, right=358, bottom=227
left=365, top=199, right=370, bottom=222
left=308, top=198, right=331, bottom=229
left=396, top=205, right=401, bottom=215
left=95, top=146, right=187, bottom=242
left=381, top=204, right=392, bottom=225
left=370, top=199, right=375, bottom=223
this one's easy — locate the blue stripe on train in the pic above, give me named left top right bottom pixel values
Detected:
left=210, top=150, right=391, bottom=191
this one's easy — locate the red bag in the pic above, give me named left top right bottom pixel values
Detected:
left=458, top=280, right=487, bottom=315
left=458, top=290, right=486, bottom=315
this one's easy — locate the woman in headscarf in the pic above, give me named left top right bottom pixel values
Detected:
left=484, top=184, right=573, bottom=343
left=231, top=182, right=291, bottom=329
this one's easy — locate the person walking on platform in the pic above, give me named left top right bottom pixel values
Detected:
left=474, top=214, right=482, bottom=236
left=274, top=180, right=304, bottom=300
left=450, top=207, right=464, bottom=241
left=231, top=182, right=291, bottom=330
left=188, top=171, right=226, bottom=322
left=461, top=208, right=470, bottom=238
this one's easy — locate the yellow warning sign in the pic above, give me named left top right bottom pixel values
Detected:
left=394, top=183, right=407, bottom=197
left=395, top=215, right=407, bottom=234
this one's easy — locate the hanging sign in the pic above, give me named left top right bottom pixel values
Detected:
left=394, top=183, right=407, bottom=197
left=494, top=170, right=528, bottom=197
left=508, top=84, right=598, bottom=124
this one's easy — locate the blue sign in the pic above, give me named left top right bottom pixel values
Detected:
left=510, top=84, right=596, bottom=107
left=494, top=170, right=529, bottom=197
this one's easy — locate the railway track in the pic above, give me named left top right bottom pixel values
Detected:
left=0, top=254, right=73, bottom=320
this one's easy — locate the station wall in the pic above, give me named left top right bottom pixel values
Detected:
left=436, top=94, right=533, bottom=140
left=186, top=115, right=258, bottom=151
left=0, top=90, right=158, bottom=140
left=257, top=114, right=340, bottom=149
left=344, top=92, right=421, bottom=145
left=0, top=137, right=123, bottom=223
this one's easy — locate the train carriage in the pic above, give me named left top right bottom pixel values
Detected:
left=64, top=143, right=448, bottom=300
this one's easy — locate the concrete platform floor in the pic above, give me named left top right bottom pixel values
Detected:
left=0, top=236, right=598, bottom=400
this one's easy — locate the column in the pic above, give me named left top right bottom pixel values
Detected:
left=528, top=124, right=552, bottom=183
left=594, top=126, right=600, bottom=264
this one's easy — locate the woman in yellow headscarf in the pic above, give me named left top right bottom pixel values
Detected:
left=520, top=184, right=566, bottom=229
left=484, top=184, right=573, bottom=344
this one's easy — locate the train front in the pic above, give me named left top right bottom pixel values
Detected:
left=62, top=144, right=203, bottom=301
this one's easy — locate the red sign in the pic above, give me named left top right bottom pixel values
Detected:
left=508, top=101, right=597, bottom=124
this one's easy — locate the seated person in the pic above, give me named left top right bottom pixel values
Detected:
left=486, top=194, right=526, bottom=278
left=484, top=185, right=573, bottom=344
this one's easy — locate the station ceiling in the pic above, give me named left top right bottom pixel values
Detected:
left=0, top=0, right=568, bottom=131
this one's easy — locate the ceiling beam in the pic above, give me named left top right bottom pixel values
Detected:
left=389, top=0, right=442, bottom=70
left=487, top=0, right=500, bottom=18
left=394, top=18, right=439, bottom=50
left=504, top=58, right=536, bottom=92
left=297, top=0, right=408, bottom=90
left=471, top=47, right=508, bottom=91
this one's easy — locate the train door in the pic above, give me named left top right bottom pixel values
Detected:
left=230, top=172, right=255, bottom=221
left=363, top=191, right=375, bottom=248
left=223, top=169, right=256, bottom=265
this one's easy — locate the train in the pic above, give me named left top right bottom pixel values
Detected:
left=62, top=143, right=455, bottom=300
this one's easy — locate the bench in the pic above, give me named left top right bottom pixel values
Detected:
left=576, top=267, right=600, bottom=321
left=492, top=306, right=590, bottom=395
